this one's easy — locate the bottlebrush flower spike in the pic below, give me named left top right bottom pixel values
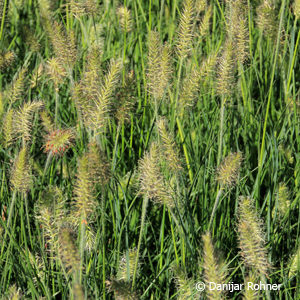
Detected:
left=216, top=151, right=243, bottom=188
left=117, top=249, right=139, bottom=282
left=58, top=228, right=81, bottom=275
left=237, top=196, right=270, bottom=276
left=0, top=51, right=15, bottom=70
left=117, top=6, right=133, bottom=33
left=43, top=128, right=75, bottom=156
left=289, top=244, right=300, bottom=278
left=138, top=142, right=174, bottom=208
left=202, top=232, right=227, bottom=300
left=172, top=266, right=195, bottom=300
left=10, top=147, right=33, bottom=194
left=73, top=153, right=96, bottom=220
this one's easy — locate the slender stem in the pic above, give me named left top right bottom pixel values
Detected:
left=79, top=214, right=86, bottom=283
left=217, top=97, right=226, bottom=166
left=286, top=18, right=300, bottom=96
left=6, top=191, right=17, bottom=229
left=261, top=274, right=271, bottom=300
left=132, top=196, right=148, bottom=289
left=24, top=194, right=33, bottom=248
left=112, top=124, right=121, bottom=172
left=0, top=0, right=8, bottom=42
left=208, top=187, right=223, bottom=230
left=1, top=191, right=17, bottom=255
left=101, top=193, right=106, bottom=300
left=259, top=0, right=286, bottom=171
left=176, top=117, right=193, bottom=183
left=54, top=89, right=59, bottom=127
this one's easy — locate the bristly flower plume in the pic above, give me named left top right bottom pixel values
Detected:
left=256, top=0, right=277, bottom=40
left=138, top=142, right=174, bottom=208
left=178, top=65, right=201, bottom=116
left=40, top=109, right=54, bottom=133
left=5, top=67, right=27, bottom=104
left=117, top=249, right=139, bottom=282
left=73, top=153, right=97, bottom=222
left=273, top=182, right=291, bottom=218
left=10, top=147, right=33, bottom=194
left=147, top=31, right=172, bottom=101
left=43, top=128, right=75, bottom=156
left=46, top=57, right=67, bottom=91
left=226, top=0, right=249, bottom=64
left=47, top=21, right=77, bottom=70
left=199, top=5, right=212, bottom=38
left=86, top=141, right=111, bottom=186
left=0, top=51, right=15, bottom=70
left=216, top=40, right=236, bottom=97
left=15, top=101, right=44, bottom=143
left=237, top=196, right=270, bottom=276
left=172, top=265, right=196, bottom=300
left=216, top=151, right=243, bottom=188
left=288, top=244, right=300, bottom=278
left=106, top=279, right=138, bottom=300
left=117, top=6, right=133, bottom=32
left=294, top=0, right=300, bottom=19
left=35, top=186, right=66, bottom=253
left=58, top=228, right=81, bottom=275
left=202, top=232, right=227, bottom=300
left=157, top=117, right=182, bottom=173
left=176, top=0, right=195, bottom=59
left=89, top=59, right=122, bottom=133
left=114, top=70, right=136, bottom=125
left=243, top=271, right=260, bottom=299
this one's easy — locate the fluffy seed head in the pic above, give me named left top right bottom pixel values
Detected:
left=216, top=152, right=243, bottom=187
left=138, top=142, right=174, bottom=208
left=117, top=6, right=133, bottom=32
left=40, top=110, right=54, bottom=133
left=58, top=228, right=81, bottom=274
left=172, top=266, right=196, bottom=300
left=202, top=232, right=227, bottom=300
left=15, top=101, right=44, bottom=143
left=35, top=186, right=66, bottom=253
left=46, top=57, right=67, bottom=90
left=147, top=31, right=172, bottom=100
left=115, top=70, right=136, bottom=124
left=89, top=59, right=122, bottom=133
left=87, top=141, right=111, bottom=185
left=294, top=0, right=300, bottom=19
left=216, top=40, right=236, bottom=96
left=195, top=0, right=206, bottom=14
left=243, top=271, right=259, bottom=299
left=106, top=279, right=138, bottom=300
left=43, top=128, right=75, bottom=156
left=10, top=147, right=33, bottom=194
left=289, top=244, right=300, bottom=278
left=256, top=0, right=277, bottom=39
left=237, top=196, right=270, bottom=276
left=6, top=67, right=27, bottom=104
left=30, top=63, right=44, bottom=88
left=0, top=51, right=15, bottom=70
left=273, top=182, right=291, bottom=218
left=226, top=0, right=249, bottom=64
left=176, top=0, right=195, bottom=59
left=199, top=5, right=212, bottom=37
left=73, top=154, right=97, bottom=220
left=47, top=21, right=77, bottom=70
left=157, top=117, right=182, bottom=173
left=178, top=65, right=200, bottom=116
left=117, top=249, right=139, bottom=282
